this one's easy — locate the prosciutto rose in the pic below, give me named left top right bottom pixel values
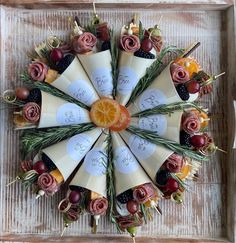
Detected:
left=171, top=63, right=190, bottom=85
left=120, top=34, right=140, bottom=53
left=23, top=102, right=40, bottom=123
left=133, top=183, right=157, bottom=204
left=165, top=153, right=185, bottom=173
left=73, top=32, right=97, bottom=54
left=37, top=173, right=59, bottom=196
left=28, top=61, right=48, bottom=81
left=182, top=111, right=201, bottom=134
left=88, top=198, right=108, bottom=216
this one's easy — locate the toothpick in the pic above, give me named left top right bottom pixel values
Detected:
left=181, top=42, right=200, bottom=58
left=48, top=26, right=54, bottom=36
left=61, top=224, right=69, bottom=237
left=157, top=15, right=163, bottom=26
left=213, top=72, right=225, bottom=80
left=132, top=236, right=136, bottom=243
left=6, top=176, right=21, bottom=187
left=93, top=2, right=97, bottom=16
left=216, top=147, right=227, bottom=154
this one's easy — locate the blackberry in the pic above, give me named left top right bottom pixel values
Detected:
left=27, top=88, right=41, bottom=104
left=41, top=153, right=57, bottom=171
left=176, top=84, right=190, bottom=101
left=101, top=41, right=111, bottom=51
left=69, top=185, right=87, bottom=193
left=117, top=189, right=133, bottom=204
left=134, top=49, right=155, bottom=59
left=155, top=170, right=170, bottom=186
left=180, top=130, right=191, bottom=147
left=56, top=54, right=75, bottom=74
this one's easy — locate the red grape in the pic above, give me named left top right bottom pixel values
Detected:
left=165, top=178, right=179, bottom=193
left=50, top=48, right=63, bottom=62
left=141, top=38, right=153, bottom=52
left=69, top=190, right=81, bottom=204
left=15, top=87, right=29, bottom=100
left=126, top=200, right=139, bottom=214
left=33, top=160, right=48, bottom=174
left=190, top=134, right=206, bottom=148
left=187, top=80, right=200, bottom=94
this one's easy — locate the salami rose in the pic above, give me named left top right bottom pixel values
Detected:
left=88, top=197, right=108, bottom=215
left=165, top=153, right=185, bottom=173
left=182, top=111, right=201, bottom=134
left=133, top=183, right=157, bottom=204
left=65, top=207, right=80, bottom=222
left=20, top=160, right=33, bottom=172
left=73, top=32, right=97, bottom=54
left=120, top=34, right=140, bottom=53
left=37, top=173, right=59, bottom=196
left=150, top=35, right=163, bottom=53
left=28, top=61, right=48, bottom=81
left=117, top=213, right=143, bottom=230
left=23, top=102, right=40, bottom=123
left=170, top=63, right=190, bottom=84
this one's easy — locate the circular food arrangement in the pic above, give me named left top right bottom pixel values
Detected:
left=2, top=8, right=226, bottom=241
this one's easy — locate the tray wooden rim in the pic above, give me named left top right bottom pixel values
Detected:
left=0, top=2, right=235, bottom=243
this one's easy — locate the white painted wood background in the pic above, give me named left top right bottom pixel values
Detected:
left=0, top=2, right=235, bottom=242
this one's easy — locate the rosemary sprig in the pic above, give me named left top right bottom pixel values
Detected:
left=132, top=102, right=205, bottom=117
left=84, top=24, right=97, bottom=36
left=21, top=123, right=95, bottom=158
left=106, top=132, right=121, bottom=232
left=140, top=203, right=147, bottom=224
left=20, top=72, right=89, bottom=110
left=109, top=29, right=119, bottom=98
left=126, top=46, right=184, bottom=106
left=127, top=126, right=208, bottom=161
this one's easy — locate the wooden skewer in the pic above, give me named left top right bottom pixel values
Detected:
left=6, top=176, right=21, bottom=187
left=213, top=72, right=225, bottom=80
left=132, top=236, right=136, bottom=243
left=93, top=2, right=97, bottom=16
left=181, top=42, right=201, bottom=58
left=61, top=224, right=69, bottom=237
left=216, top=147, right=227, bottom=154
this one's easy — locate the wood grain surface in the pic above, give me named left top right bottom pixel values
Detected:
left=0, top=3, right=235, bottom=243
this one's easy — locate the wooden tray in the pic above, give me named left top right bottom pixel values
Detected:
left=0, top=1, right=235, bottom=242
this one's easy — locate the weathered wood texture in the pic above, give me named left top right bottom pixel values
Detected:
left=0, top=3, right=235, bottom=243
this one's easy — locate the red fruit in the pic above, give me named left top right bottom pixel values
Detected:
left=187, top=80, right=200, bottom=94
left=190, top=134, right=206, bottom=148
left=50, top=48, right=63, bottom=62
left=126, top=200, right=139, bottom=214
left=15, top=87, right=29, bottom=100
left=33, top=160, right=48, bottom=174
left=69, top=190, right=81, bottom=204
left=141, top=38, right=153, bottom=52
left=165, top=178, right=179, bottom=193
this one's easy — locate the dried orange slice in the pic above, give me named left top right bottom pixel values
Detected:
left=110, top=105, right=131, bottom=132
left=174, top=57, right=201, bottom=78
left=90, top=98, right=121, bottom=128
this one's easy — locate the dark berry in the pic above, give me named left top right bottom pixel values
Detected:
left=33, top=160, right=48, bottom=174
left=41, top=153, right=57, bottom=171
left=134, top=49, right=155, bottom=59
left=56, top=54, right=75, bottom=74
left=117, top=189, right=134, bottom=204
left=69, top=190, right=81, bottom=204
left=155, top=170, right=170, bottom=186
left=180, top=130, right=191, bottom=147
left=164, top=178, right=179, bottom=193
left=190, top=134, right=206, bottom=148
left=176, top=84, right=190, bottom=101
left=50, top=48, right=63, bottom=62
left=27, top=88, right=41, bottom=104
left=69, top=185, right=87, bottom=193
left=141, top=38, right=153, bottom=52
left=126, top=200, right=139, bottom=214
left=15, top=87, right=29, bottom=100
left=101, top=41, right=111, bottom=51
